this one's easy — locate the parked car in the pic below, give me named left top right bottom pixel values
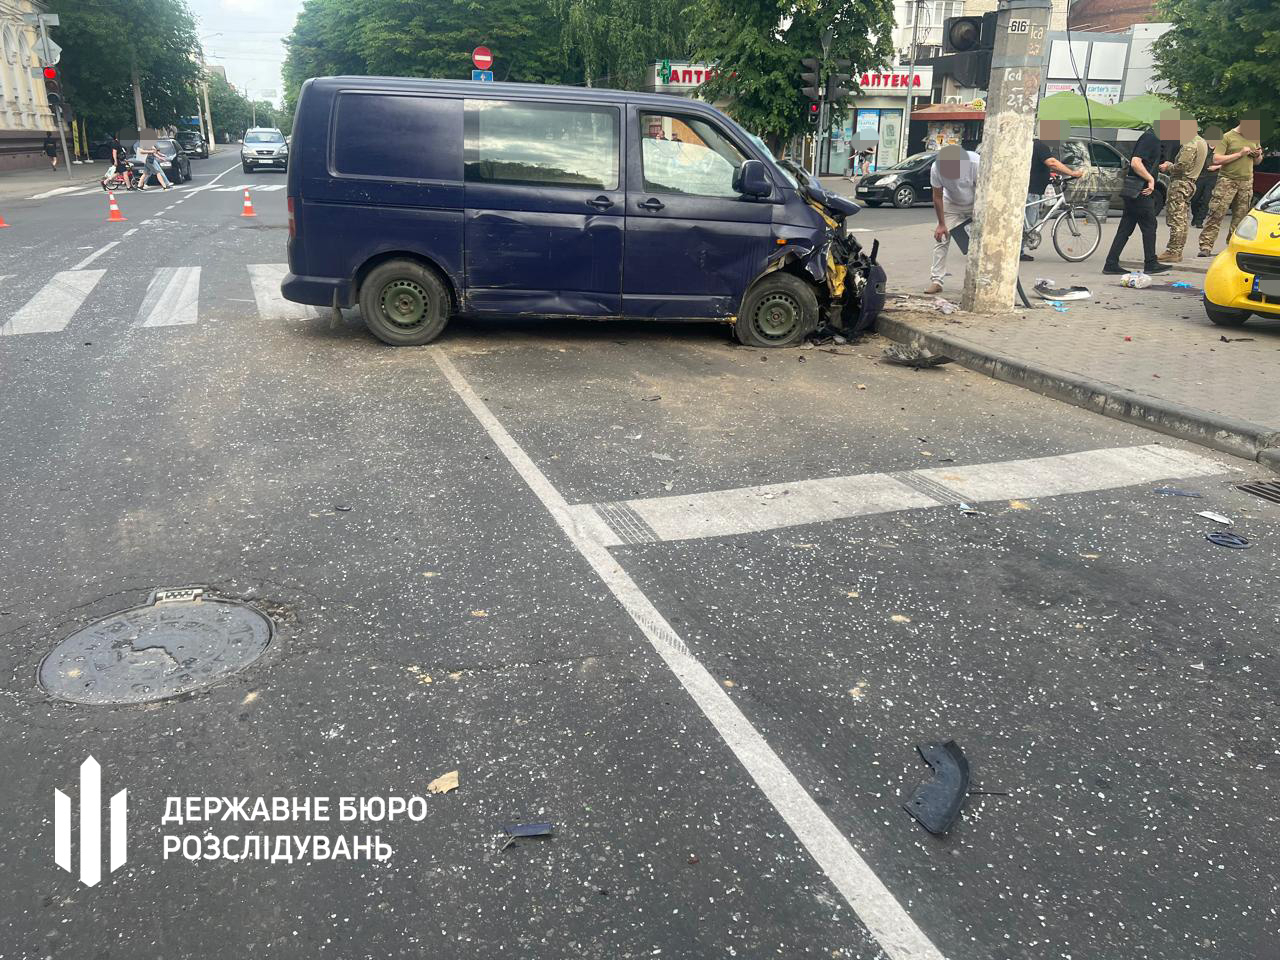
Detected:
left=241, top=128, right=288, bottom=172
left=1203, top=182, right=1280, bottom=326
left=282, top=76, right=885, bottom=348
left=1061, top=138, right=1169, bottom=215
left=176, top=130, right=209, bottom=159
left=89, top=138, right=118, bottom=161
left=1254, top=153, right=1280, bottom=201
left=131, top=138, right=191, bottom=184
left=854, top=152, right=936, bottom=208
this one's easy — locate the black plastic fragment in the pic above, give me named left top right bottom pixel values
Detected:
left=1206, top=531, right=1252, bottom=549
left=1153, top=487, right=1203, bottom=498
left=503, top=822, right=555, bottom=838
left=904, top=740, right=970, bottom=835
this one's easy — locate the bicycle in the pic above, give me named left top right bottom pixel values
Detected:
left=1022, top=175, right=1103, bottom=262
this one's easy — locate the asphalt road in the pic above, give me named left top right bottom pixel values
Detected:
left=1, top=156, right=1277, bottom=959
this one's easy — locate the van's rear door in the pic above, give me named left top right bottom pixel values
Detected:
left=622, top=106, right=775, bottom=319
left=463, top=98, right=624, bottom=317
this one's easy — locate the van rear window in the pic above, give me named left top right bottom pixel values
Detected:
left=333, top=93, right=462, bottom=181
left=464, top=100, right=618, bottom=191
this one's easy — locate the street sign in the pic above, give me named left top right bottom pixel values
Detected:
left=472, top=70, right=494, bottom=83
left=22, top=12, right=59, bottom=25
left=36, top=37, right=61, bottom=66
left=472, top=46, right=493, bottom=70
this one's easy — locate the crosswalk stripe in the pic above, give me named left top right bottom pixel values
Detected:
left=248, top=264, right=318, bottom=320
left=0, top=270, right=105, bottom=337
left=136, top=267, right=200, bottom=328
left=253, top=184, right=286, bottom=192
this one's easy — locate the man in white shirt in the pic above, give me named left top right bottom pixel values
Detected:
left=925, top=144, right=980, bottom=294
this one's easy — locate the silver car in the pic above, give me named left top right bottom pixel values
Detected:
left=241, top=128, right=288, bottom=173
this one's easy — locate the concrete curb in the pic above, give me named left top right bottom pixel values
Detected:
left=877, top=311, right=1280, bottom=471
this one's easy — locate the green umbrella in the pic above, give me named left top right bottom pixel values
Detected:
left=1110, top=92, right=1178, bottom=128
left=1037, top=91, right=1148, bottom=129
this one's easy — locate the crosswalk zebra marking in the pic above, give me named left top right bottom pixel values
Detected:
left=0, top=270, right=105, bottom=337
left=137, top=267, right=201, bottom=328
left=248, top=264, right=318, bottom=320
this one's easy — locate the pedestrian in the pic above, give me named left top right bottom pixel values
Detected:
left=44, top=131, right=58, bottom=170
left=1196, top=112, right=1263, bottom=256
left=1156, top=110, right=1207, bottom=263
left=924, top=144, right=980, bottom=294
left=1022, top=120, right=1084, bottom=261
left=1101, top=121, right=1171, bottom=276
left=1190, top=126, right=1221, bottom=228
left=137, top=144, right=171, bottom=191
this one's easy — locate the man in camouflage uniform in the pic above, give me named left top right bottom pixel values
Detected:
left=1157, top=111, right=1207, bottom=263
left=1198, top=113, right=1263, bottom=256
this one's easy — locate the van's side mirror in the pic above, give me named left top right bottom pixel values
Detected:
left=735, top=159, right=772, bottom=198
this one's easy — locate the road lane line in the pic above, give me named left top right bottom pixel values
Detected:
left=122, top=228, right=138, bottom=238
left=247, top=264, right=318, bottom=320
left=27, top=185, right=83, bottom=200
left=182, top=160, right=243, bottom=195
left=136, top=267, right=200, bottom=328
left=570, top=444, right=1226, bottom=546
left=0, top=270, right=105, bottom=336
left=429, top=346, right=945, bottom=960
left=72, top=241, right=120, bottom=271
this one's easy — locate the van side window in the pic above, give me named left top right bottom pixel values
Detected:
left=465, top=100, right=619, bottom=190
left=333, top=94, right=462, bottom=181
left=640, top=113, right=746, bottom=198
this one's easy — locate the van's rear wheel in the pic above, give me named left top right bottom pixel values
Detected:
left=734, top=274, right=818, bottom=348
left=359, top=260, right=451, bottom=346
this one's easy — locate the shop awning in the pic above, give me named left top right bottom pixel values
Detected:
left=910, top=104, right=985, bottom=122
left=1037, top=91, right=1148, bottom=129
left=1110, top=93, right=1178, bottom=128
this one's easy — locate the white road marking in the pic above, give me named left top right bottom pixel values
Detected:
left=181, top=161, right=243, bottom=195
left=71, top=241, right=120, bottom=271
left=122, top=228, right=138, bottom=238
left=248, top=264, right=317, bottom=320
left=252, top=184, right=286, bottom=192
left=572, top=444, right=1226, bottom=546
left=136, top=267, right=200, bottom=328
left=0, top=270, right=105, bottom=336
left=27, top=185, right=83, bottom=200
left=429, top=347, right=945, bottom=960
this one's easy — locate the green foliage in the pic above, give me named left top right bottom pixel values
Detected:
left=1152, top=0, right=1280, bottom=148
left=690, top=0, right=896, bottom=145
left=283, top=0, right=580, bottom=116
left=56, top=0, right=203, bottom=136
left=552, top=0, right=689, bottom=88
left=206, top=73, right=253, bottom=143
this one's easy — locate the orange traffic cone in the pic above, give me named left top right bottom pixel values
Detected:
left=0, top=211, right=9, bottom=228
left=106, top=191, right=127, bottom=223
left=241, top=189, right=256, bottom=218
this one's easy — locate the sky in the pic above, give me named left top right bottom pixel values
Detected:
left=187, top=0, right=306, bottom=105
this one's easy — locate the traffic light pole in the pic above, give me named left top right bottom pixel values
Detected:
left=35, top=14, right=72, bottom=180
left=960, top=0, right=1051, bottom=313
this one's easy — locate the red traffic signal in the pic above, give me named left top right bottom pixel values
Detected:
left=807, top=102, right=820, bottom=124
left=43, top=66, right=62, bottom=108
left=43, top=66, right=58, bottom=80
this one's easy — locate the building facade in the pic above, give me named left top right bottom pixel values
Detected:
left=1, top=0, right=57, bottom=171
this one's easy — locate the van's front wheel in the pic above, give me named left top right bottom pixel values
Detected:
left=359, top=260, right=451, bottom=346
left=734, top=274, right=818, bottom=348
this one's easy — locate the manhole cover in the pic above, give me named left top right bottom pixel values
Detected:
left=38, top=588, right=272, bottom=705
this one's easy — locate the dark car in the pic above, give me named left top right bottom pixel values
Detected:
left=854, top=152, right=935, bottom=208
left=282, top=76, right=885, bottom=348
left=131, top=139, right=192, bottom=184
left=1060, top=138, right=1168, bottom=215
left=176, top=131, right=209, bottom=159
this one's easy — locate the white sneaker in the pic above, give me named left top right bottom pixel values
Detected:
left=924, top=282, right=943, bottom=294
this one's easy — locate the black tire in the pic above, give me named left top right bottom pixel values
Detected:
left=892, top=184, right=917, bottom=208
left=242, top=162, right=252, bottom=173
left=733, top=273, right=819, bottom=348
left=1203, top=297, right=1250, bottom=327
left=864, top=200, right=883, bottom=207
left=359, top=260, right=452, bottom=346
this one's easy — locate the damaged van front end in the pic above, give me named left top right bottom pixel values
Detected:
left=763, top=158, right=887, bottom=342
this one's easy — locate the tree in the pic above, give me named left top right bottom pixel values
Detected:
left=553, top=0, right=689, bottom=89
left=1152, top=0, right=1280, bottom=148
left=689, top=0, right=896, bottom=146
left=55, top=0, right=202, bottom=137
left=206, top=73, right=253, bottom=142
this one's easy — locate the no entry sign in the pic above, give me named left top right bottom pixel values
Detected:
left=472, top=46, right=493, bottom=70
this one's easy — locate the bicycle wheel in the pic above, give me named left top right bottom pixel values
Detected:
left=1052, top=207, right=1101, bottom=262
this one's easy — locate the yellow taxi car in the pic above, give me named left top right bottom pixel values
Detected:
left=1203, top=182, right=1280, bottom=326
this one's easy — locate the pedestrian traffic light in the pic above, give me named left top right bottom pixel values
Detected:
left=42, top=65, right=62, bottom=108
left=800, top=57, right=821, bottom=100
left=807, top=102, right=820, bottom=125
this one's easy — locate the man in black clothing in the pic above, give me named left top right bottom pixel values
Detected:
left=1023, top=129, right=1083, bottom=260
left=1102, top=125, right=1172, bottom=275
left=1190, top=141, right=1218, bottom=228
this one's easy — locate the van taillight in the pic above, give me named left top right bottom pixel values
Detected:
left=287, top=196, right=296, bottom=238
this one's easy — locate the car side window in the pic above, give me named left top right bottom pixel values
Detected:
left=1089, top=143, right=1123, bottom=168
left=465, top=100, right=619, bottom=190
left=639, top=112, right=747, bottom=198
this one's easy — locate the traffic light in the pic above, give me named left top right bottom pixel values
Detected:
left=826, top=58, right=852, bottom=101
left=931, top=11, right=997, bottom=89
left=800, top=57, right=821, bottom=100
left=807, top=102, right=820, bottom=125
left=43, top=65, right=62, bottom=108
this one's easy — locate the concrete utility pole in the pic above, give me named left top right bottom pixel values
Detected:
left=901, top=0, right=923, bottom=163
left=960, top=0, right=1051, bottom=313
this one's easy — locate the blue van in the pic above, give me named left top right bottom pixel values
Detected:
left=283, top=77, right=884, bottom=347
